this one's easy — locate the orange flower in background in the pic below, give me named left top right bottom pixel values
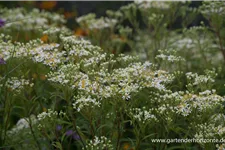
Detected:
left=74, top=28, right=89, bottom=37
left=40, top=74, right=47, bottom=81
left=123, top=143, right=131, bottom=150
left=39, top=1, right=57, bottom=10
left=64, top=11, right=76, bottom=19
left=120, top=36, right=127, bottom=42
left=41, top=35, right=48, bottom=42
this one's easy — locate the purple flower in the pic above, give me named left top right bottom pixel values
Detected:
left=0, top=19, right=5, bottom=28
left=0, top=58, right=6, bottom=65
left=65, top=130, right=80, bottom=140
left=56, top=125, right=62, bottom=131
left=72, top=133, right=80, bottom=140
left=65, top=130, right=73, bottom=136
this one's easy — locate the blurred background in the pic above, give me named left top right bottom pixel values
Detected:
left=0, top=1, right=131, bottom=29
left=0, top=1, right=131, bottom=15
left=0, top=1, right=204, bottom=29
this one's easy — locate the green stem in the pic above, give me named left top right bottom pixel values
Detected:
left=116, top=109, right=122, bottom=150
left=28, top=117, right=42, bottom=150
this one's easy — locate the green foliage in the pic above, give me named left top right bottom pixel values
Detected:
left=1, top=1, right=225, bottom=150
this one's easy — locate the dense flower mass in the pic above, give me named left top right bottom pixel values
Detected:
left=3, top=77, right=33, bottom=93
left=83, top=136, right=113, bottom=150
left=73, top=96, right=101, bottom=112
left=76, top=13, right=117, bottom=30
left=135, top=1, right=171, bottom=9
left=200, top=1, right=225, bottom=16
left=0, top=8, right=65, bottom=31
left=1, top=1, right=225, bottom=150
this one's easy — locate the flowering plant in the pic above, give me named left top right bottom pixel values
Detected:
left=1, top=1, right=225, bottom=150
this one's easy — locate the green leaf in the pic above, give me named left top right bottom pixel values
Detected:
left=52, top=142, right=63, bottom=150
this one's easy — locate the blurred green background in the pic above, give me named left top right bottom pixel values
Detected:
left=0, top=1, right=131, bottom=15
left=0, top=1, right=131, bottom=29
left=0, top=1, right=205, bottom=29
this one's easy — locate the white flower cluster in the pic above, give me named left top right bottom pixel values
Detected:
left=128, top=107, right=157, bottom=124
left=194, top=123, right=225, bottom=140
left=76, top=13, right=117, bottom=30
left=200, top=1, right=225, bottom=16
left=0, top=34, right=67, bottom=69
left=151, top=89, right=225, bottom=118
left=135, top=1, right=170, bottom=9
left=37, top=109, right=65, bottom=129
left=61, top=35, right=103, bottom=59
left=156, top=49, right=185, bottom=63
left=43, top=27, right=71, bottom=36
left=7, top=115, right=37, bottom=137
left=30, top=43, right=65, bottom=69
left=0, top=34, right=42, bottom=60
left=173, top=90, right=225, bottom=116
left=54, top=62, right=171, bottom=99
left=83, top=136, right=113, bottom=150
left=116, top=54, right=138, bottom=64
left=112, top=62, right=172, bottom=90
left=89, top=18, right=117, bottom=30
left=186, top=72, right=215, bottom=88
left=0, top=8, right=66, bottom=31
left=100, top=62, right=172, bottom=99
left=47, top=64, right=79, bottom=86
left=73, top=96, right=101, bottom=112
left=156, top=54, right=185, bottom=63
left=37, top=109, right=65, bottom=121
left=47, top=36, right=174, bottom=102
left=4, top=77, right=33, bottom=93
